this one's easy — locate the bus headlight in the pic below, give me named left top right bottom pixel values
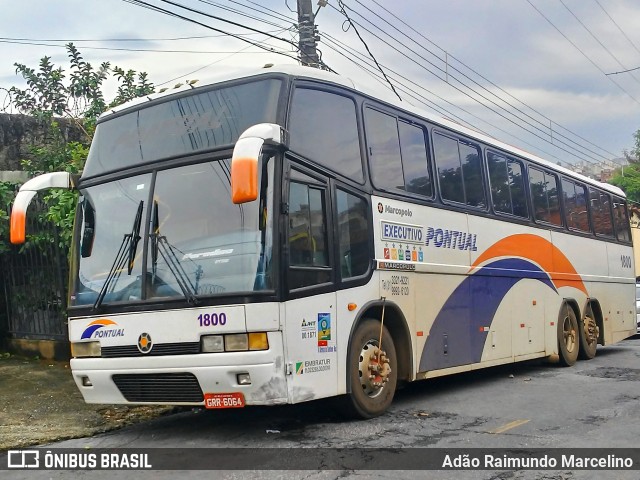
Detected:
left=70, top=341, right=101, bottom=358
left=200, top=333, right=269, bottom=352
left=225, top=334, right=249, bottom=351
left=201, top=335, right=224, bottom=353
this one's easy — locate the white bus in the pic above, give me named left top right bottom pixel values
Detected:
left=10, top=65, right=636, bottom=418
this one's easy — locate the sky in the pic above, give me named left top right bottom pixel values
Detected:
left=1, top=0, right=639, bottom=171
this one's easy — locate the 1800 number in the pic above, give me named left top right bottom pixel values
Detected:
left=198, top=312, right=227, bottom=327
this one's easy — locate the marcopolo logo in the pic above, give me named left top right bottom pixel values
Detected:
left=81, top=319, right=125, bottom=340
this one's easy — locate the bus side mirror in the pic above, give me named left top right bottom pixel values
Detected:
left=80, top=198, right=96, bottom=258
left=231, top=123, right=286, bottom=204
left=10, top=172, right=77, bottom=244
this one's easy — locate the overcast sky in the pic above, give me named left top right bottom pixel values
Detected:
left=1, top=0, right=639, bottom=169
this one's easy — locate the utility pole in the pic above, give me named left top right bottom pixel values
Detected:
left=297, top=0, right=321, bottom=68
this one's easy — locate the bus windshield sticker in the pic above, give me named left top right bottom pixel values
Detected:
left=301, top=318, right=316, bottom=340
left=317, top=313, right=336, bottom=353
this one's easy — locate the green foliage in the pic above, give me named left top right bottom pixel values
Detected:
left=0, top=182, right=17, bottom=253
left=610, top=129, right=640, bottom=205
left=6, top=43, right=155, bottom=251
left=609, top=163, right=640, bottom=205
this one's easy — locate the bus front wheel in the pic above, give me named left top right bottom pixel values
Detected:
left=343, top=318, right=397, bottom=419
left=557, top=304, right=579, bottom=366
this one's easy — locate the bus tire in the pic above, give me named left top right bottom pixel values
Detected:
left=578, top=314, right=598, bottom=360
left=557, top=304, right=579, bottom=366
left=343, top=318, right=397, bottom=419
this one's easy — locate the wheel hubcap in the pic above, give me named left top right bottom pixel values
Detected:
left=583, top=315, right=599, bottom=345
left=563, top=316, right=577, bottom=353
left=358, top=340, right=391, bottom=398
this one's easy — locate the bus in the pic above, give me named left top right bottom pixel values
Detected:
left=10, top=64, right=636, bottom=418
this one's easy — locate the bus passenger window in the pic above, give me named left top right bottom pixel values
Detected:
left=289, top=182, right=328, bottom=267
left=365, top=108, right=404, bottom=191
left=288, top=178, right=331, bottom=290
left=562, top=179, right=589, bottom=232
left=613, top=197, right=631, bottom=242
left=289, top=88, right=363, bottom=182
left=529, top=167, right=561, bottom=226
left=487, top=152, right=528, bottom=218
left=399, top=121, right=432, bottom=197
left=434, top=133, right=464, bottom=204
left=434, top=132, right=485, bottom=207
left=589, top=188, right=614, bottom=237
left=460, top=143, right=485, bottom=208
left=337, top=189, right=370, bottom=279
left=364, top=107, right=432, bottom=198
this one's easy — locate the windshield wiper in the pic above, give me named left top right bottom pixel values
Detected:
left=93, top=200, right=143, bottom=310
left=151, top=201, right=200, bottom=305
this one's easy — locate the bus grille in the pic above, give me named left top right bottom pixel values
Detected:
left=102, top=342, right=200, bottom=358
left=112, top=373, right=204, bottom=403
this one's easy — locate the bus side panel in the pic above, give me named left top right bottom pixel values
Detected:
left=468, top=216, right=549, bottom=360
left=605, top=242, right=636, bottom=338
left=374, top=200, right=472, bottom=372
left=283, top=294, right=338, bottom=403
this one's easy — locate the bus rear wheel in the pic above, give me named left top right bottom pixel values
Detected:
left=578, top=313, right=598, bottom=360
left=557, top=304, right=579, bottom=366
left=343, top=318, right=397, bottom=419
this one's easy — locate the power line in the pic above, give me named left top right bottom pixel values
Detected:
left=336, top=0, right=400, bottom=100
left=195, top=0, right=293, bottom=31
left=156, top=27, right=293, bottom=86
left=356, top=0, right=620, bottom=162
left=594, top=0, right=640, bottom=59
left=121, top=0, right=301, bottom=63
left=364, top=0, right=616, bottom=162
left=0, top=32, right=285, bottom=43
left=0, top=38, right=290, bottom=55
left=156, top=0, right=299, bottom=51
left=607, top=65, right=640, bottom=76
left=320, top=31, right=576, bottom=166
left=328, top=2, right=610, bottom=167
left=526, top=0, right=640, bottom=106
left=226, top=0, right=296, bottom=24
left=559, top=0, right=640, bottom=86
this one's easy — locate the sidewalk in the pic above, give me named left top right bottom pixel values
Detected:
left=0, top=353, right=173, bottom=450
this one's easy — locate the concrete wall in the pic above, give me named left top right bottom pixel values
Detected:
left=0, top=113, right=85, bottom=173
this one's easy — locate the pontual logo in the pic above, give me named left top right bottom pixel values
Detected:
left=81, top=319, right=124, bottom=339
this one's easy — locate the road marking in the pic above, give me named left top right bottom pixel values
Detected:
left=489, top=419, right=530, bottom=434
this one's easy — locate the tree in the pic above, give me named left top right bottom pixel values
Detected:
left=3, top=43, right=155, bottom=249
left=609, top=129, right=640, bottom=205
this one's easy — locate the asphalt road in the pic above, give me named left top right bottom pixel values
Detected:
left=5, top=335, right=640, bottom=480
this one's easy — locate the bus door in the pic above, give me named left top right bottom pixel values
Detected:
left=283, top=164, right=338, bottom=402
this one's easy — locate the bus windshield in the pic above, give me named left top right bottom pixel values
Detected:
left=83, top=78, right=282, bottom=178
left=70, top=157, right=275, bottom=307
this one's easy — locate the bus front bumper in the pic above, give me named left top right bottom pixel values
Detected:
left=69, top=333, right=287, bottom=406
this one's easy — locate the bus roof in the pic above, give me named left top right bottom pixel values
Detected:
left=102, top=63, right=625, bottom=198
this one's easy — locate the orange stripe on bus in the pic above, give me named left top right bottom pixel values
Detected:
left=470, top=234, right=587, bottom=295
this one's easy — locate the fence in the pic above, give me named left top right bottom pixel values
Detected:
left=2, top=202, right=69, bottom=341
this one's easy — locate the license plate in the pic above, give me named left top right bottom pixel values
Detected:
left=204, top=392, right=245, bottom=409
